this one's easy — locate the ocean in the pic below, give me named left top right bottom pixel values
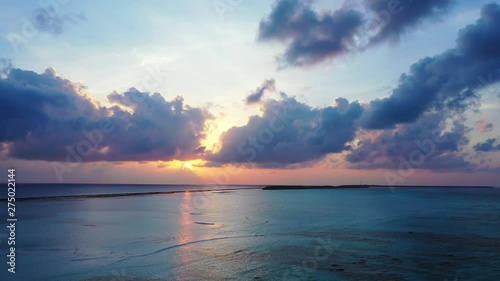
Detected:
left=1, top=185, right=499, bottom=280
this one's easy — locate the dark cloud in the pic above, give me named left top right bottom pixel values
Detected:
left=474, top=138, right=500, bottom=152
left=31, top=8, right=86, bottom=35
left=258, top=0, right=364, bottom=67
left=208, top=4, right=499, bottom=169
left=361, top=3, right=500, bottom=129
left=246, top=79, right=276, bottom=104
left=258, top=0, right=454, bottom=67
left=346, top=112, right=476, bottom=171
left=0, top=67, right=211, bottom=162
left=103, top=89, right=210, bottom=161
left=205, top=94, right=363, bottom=167
left=367, top=0, right=454, bottom=45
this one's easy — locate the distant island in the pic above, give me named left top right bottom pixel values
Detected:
left=263, top=185, right=496, bottom=190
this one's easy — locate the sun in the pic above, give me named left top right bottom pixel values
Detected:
left=182, top=162, right=193, bottom=170
left=178, top=160, right=205, bottom=172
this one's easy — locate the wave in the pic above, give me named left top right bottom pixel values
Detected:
left=115, top=235, right=264, bottom=263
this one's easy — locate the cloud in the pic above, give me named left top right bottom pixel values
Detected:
left=0, top=67, right=212, bottom=162
left=246, top=79, right=276, bottom=104
left=258, top=0, right=364, bottom=67
left=205, top=93, right=363, bottom=167
left=2, top=3, right=497, bottom=174
left=476, top=120, right=494, bottom=134
left=208, top=4, right=499, bottom=169
left=361, top=3, right=500, bottom=129
left=367, top=0, right=454, bottom=45
left=474, top=138, right=500, bottom=152
left=31, top=8, right=86, bottom=35
left=258, top=0, right=454, bottom=67
left=346, top=112, right=476, bottom=171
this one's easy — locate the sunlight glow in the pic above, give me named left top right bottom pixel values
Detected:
left=183, top=162, right=193, bottom=170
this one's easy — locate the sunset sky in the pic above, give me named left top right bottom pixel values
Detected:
left=0, top=0, right=499, bottom=186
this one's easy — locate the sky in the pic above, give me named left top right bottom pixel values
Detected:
left=0, top=0, right=499, bottom=186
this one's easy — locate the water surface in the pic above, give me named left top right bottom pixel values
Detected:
left=1, top=186, right=499, bottom=280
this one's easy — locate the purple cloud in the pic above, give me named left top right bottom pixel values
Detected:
left=258, top=0, right=454, bottom=67
left=0, top=67, right=212, bottom=162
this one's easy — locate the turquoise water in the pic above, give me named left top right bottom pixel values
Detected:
left=1, top=187, right=500, bottom=280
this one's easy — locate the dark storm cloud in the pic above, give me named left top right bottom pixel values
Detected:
left=245, top=79, right=276, bottom=104
left=474, top=138, right=500, bottom=152
left=258, top=0, right=454, bottom=67
left=346, top=112, right=476, bottom=171
left=361, top=3, right=500, bottom=129
left=367, top=0, right=454, bottom=45
left=0, top=67, right=211, bottom=162
left=258, top=0, right=364, bottom=67
left=205, top=95, right=363, bottom=167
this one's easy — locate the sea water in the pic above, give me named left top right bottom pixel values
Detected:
left=1, top=186, right=499, bottom=280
